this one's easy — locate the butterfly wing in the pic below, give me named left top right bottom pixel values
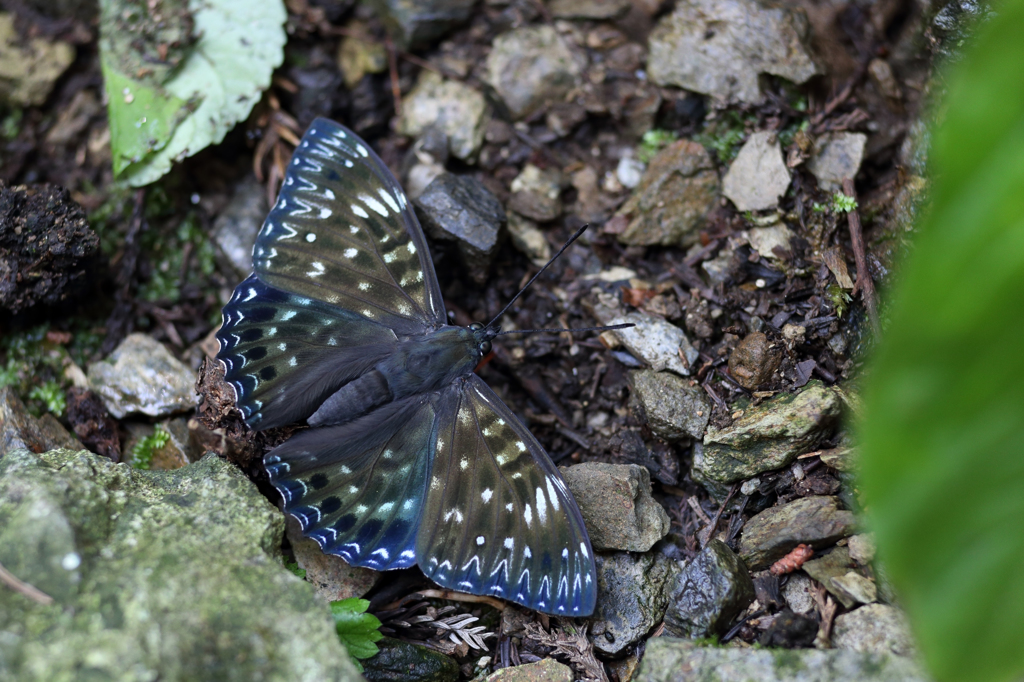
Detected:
left=217, top=118, right=446, bottom=429
left=416, top=375, right=597, bottom=617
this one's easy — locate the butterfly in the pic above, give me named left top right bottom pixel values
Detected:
left=216, top=118, right=597, bottom=616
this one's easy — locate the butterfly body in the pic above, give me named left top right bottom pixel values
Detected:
left=217, top=118, right=596, bottom=616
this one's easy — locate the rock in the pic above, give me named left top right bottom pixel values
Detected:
left=286, top=517, right=377, bottom=602
left=616, top=140, right=719, bottom=247
left=759, top=609, right=818, bottom=648
left=647, top=0, right=819, bottom=104
left=362, top=637, right=459, bottom=682
left=848, top=533, right=877, bottom=565
left=831, top=571, right=877, bottom=605
left=617, top=157, right=645, bottom=189
left=405, top=128, right=450, bottom=200
left=833, top=604, right=917, bottom=658
left=398, top=71, right=488, bottom=161
left=801, top=546, right=858, bottom=608
left=0, top=13, right=75, bottom=107
left=722, top=132, right=791, bottom=211
left=0, top=182, right=100, bottom=313
left=820, top=446, right=857, bottom=472
left=701, top=248, right=739, bottom=286
left=65, top=387, right=121, bottom=461
left=868, top=58, right=901, bottom=100
left=727, top=332, right=783, bottom=390
left=591, top=300, right=699, bottom=376
left=507, top=212, right=551, bottom=267
left=509, top=164, right=563, bottom=223
left=549, top=0, right=631, bottom=20
left=664, top=540, right=755, bottom=639
left=590, top=552, right=680, bottom=655
left=739, top=496, right=858, bottom=570
left=87, top=333, right=197, bottom=419
left=807, top=133, right=868, bottom=191
left=0, top=448, right=359, bottom=681
left=629, top=370, right=711, bottom=441
left=782, top=572, right=816, bottom=614
left=746, top=222, right=795, bottom=261
left=483, top=657, right=573, bottom=682
left=415, top=173, right=505, bottom=283
left=559, top=462, right=670, bottom=552
left=0, top=387, right=80, bottom=458
left=337, top=23, right=388, bottom=89
left=695, top=381, right=842, bottom=485
left=634, top=637, right=931, bottom=682
left=486, top=25, right=583, bottom=120
left=545, top=101, right=587, bottom=137
left=213, top=175, right=268, bottom=279
left=368, top=0, right=476, bottom=50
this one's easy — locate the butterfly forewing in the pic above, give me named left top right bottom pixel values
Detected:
left=417, top=375, right=597, bottom=616
left=253, top=118, right=445, bottom=336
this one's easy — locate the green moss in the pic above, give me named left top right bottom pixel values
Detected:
left=0, top=325, right=72, bottom=416
left=139, top=211, right=218, bottom=304
left=832, top=191, right=858, bottom=214
left=28, top=381, right=66, bottom=417
left=1, top=108, right=22, bottom=139
left=694, top=110, right=754, bottom=162
left=771, top=647, right=808, bottom=675
left=827, top=283, right=853, bottom=317
left=637, top=128, right=678, bottom=163
left=131, top=425, right=171, bottom=470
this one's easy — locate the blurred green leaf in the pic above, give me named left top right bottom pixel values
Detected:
left=331, top=598, right=383, bottom=666
left=858, top=1, right=1024, bottom=681
left=99, top=0, right=286, bottom=186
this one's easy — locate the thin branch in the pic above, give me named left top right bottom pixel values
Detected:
left=842, top=178, right=880, bottom=334
left=0, top=560, right=54, bottom=605
left=414, top=589, right=507, bottom=612
left=698, top=483, right=739, bottom=547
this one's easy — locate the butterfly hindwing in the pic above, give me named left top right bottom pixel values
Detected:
left=253, top=118, right=445, bottom=336
left=416, top=375, right=597, bottom=616
left=264, top=395, right=438, bottom=569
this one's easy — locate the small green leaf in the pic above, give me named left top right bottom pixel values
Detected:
left=331, top=598, right=383, bottom=662
left=284, top=560, right=306, bottom=579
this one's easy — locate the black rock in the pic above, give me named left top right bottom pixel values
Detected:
left=362, top=637, right=459, bottom=682
left=664, top=539, right=756, bottom=639
left=759, top=609, right=819, bottom=648
left=368, top=0, right=476, bottom=50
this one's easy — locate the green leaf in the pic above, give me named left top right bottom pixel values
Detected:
left=100, top=0, right=286, bottom=186
left=858, top=2, right=1024, bottom=681
left=331, top=598, right=383, bottom=662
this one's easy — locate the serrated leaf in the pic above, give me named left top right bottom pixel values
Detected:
left=100, top=0, right=286, bottom=186
left=331, top=598, right=384, bottom=661
left=858, top=2, right=1024, bottom=682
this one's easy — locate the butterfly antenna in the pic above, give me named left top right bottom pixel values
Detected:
left=497, top=323, right=634, bottom=336
left=486, top=223, right=590, bottom=329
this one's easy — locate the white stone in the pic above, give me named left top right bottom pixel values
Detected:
left=722, top=132, right=791, bottom=211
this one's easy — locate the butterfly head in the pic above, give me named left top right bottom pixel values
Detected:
left=468, top=322, right=498, bottom=357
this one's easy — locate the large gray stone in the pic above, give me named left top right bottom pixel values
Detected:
left=486, top=26, right=583, bottom=120
left=833, top=604, right=918, bottom=658
left=739, top=496, right=859, bottom=570
left=87, top=333, right=197, bottom=419
left=591, top=298, right=699, bottom=376
left=616, top=140, right=719, bottom=247
left=398, top=71, right=488, bottom=161
left=213, top=175, right=268, bottom=278
left=722, top=132, right=791, bottom=211
left=634, top=638, right=931, bottom=681
left=590, top=552, right=680, bottom=655
left=663, top=540, right=755, bottom=639
left=808, top=133, right=868, bottom=191
left=630, top=370, right=710, bottom=441
left=0, top=448, right=359, bottom=681
left=415, top=173, right=506, bottom=284
left=368, top=0, right=476, bottom=50
left=695, top=381, right=842, bottom=485
left=484, top=658, right=573, bottom=682
left=560, top=463, right=670, bottom=552
left=647, top=0, right=820, bottom=104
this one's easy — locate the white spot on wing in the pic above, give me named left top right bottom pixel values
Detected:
left=524, top=504, right=532, bottom=528
left=504, top=537, right=514, bottom=550
left=481, top=488, right=493, bottom=503
left=547, top=479, right=560, bottom=512
left=352, top=204, right=369, bottom=219
left=536, top=487, right=548, bottom=523
left=359, top=193, right=389, bottom=217
left=476, top=536, right=485, bottom=545
left=305, top=233, right=316, bottom=242
left=344, top=247, right=358, bottom=259
left=378, top=188, right=400, bottom=213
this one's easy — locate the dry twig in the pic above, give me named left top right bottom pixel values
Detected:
left=812, top=582, right=839, bottom=647
left=524, top=622, right=608, bottom=682
left=0, top=560, right=55, bottom=605
left=841, top=178, right=881, bottom=334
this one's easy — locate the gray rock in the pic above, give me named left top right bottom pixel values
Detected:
left=848, top=533, right=877, bottom=565
left=782, top=572, right=816, bottom=614
left=831, top=571, right=878, bottom=605
left=722, top=132, right=791, bottom=211
left=0, top=448, right=359, bottom=681
left=739, top=496, right=858, bottom=570
left=802, top=546, right=858, bottom=608
left=664, top=540, right=755, bottom=639
left=0, top=13, right=75, bottom=107
left=507, top=212, right=551, bottom=267
left=286, top=517, right=378, bottom=603
left=509, top=164, right=564, bottom=223
left=415, top=173, right=505, bottom=284
left=1, top=387, right=79, bottom=458
left=545, top=102, right=588, bottom=138
left=363, top=637, right=459, bottom=682
left=549, top=0, right=632, bottom=20
left=616, top=140, right=719, bottom=247
left=634, top=637, right=931, bottom=682
left=87, top=333, right=196, bottom=419
left=617, top=157, right=645, bottom=189
left=701, top=248, right=739, bottom=286
left=746, top=222, right=795, bottom=260
left=833, top=604, right=918, bottom=658
left=213, top=175, right=268, bottom=279
left=591, top=299, right=699, bottom=376
left=629, top=369, right=710, bottom=441
left=590, top=552, right=680, bottom=655
left=368, top=0, right=476, bottom=50
left=695, top=381, right=842, bottom=485
left=727, top=331, right=783, bottom=390
left=398, top=71, right=488, bottom=160
left=808, top=133, right=868, bottom=191
left=484, top=657, right=573, bottom=682
left=560, top=463, right=670, bottom=552
left=486, top=25, right=583, bottom=120
left=647, top=0, right=820, bottom=104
